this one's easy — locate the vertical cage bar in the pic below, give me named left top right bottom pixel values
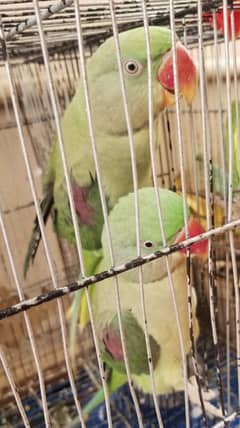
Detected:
left=0, top=347, right=31, bottom=428
left=169, top=1, right=203, bottom=426
left=2, top=10, right=86, bottom=428
left=223, top=0, right=240, bottom=406
left=197, top=0, right=226, bottom=419
left=0, top=33, right=52, bottom=428
left=32, top=0, right=117, bottom=425
left=212, top=7, right=230, bottom=416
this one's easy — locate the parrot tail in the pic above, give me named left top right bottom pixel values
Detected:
left=66, top=388, right=105, bottom=428
left=67, top=368, right=127, bottom=427
left=83, top=386, right=105, bottom=418
left=23, top=184, right=54, bottom=277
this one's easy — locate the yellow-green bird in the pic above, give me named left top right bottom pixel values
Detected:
left=68, top=188, right=221, bottom=426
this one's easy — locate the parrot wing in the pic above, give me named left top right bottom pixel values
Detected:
left=73, top=309, right=160, bottom=423
left=23, top=172, right=106, bottom=276
left=99, top=309, right=160, bottom=375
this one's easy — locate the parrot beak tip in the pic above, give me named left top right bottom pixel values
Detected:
left=181, top=79, right=198, bottom=105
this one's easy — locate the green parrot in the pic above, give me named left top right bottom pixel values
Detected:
left=195, top=100, right=240, bottom=201
left=182, top=99, right=240, bottom=232
left=225, top=100, right=240, bottom=194
left=68, top=187, right=221, bottom=427
left=24, top=27, right=197, bottom=355
left=92, top=188, right=199, bottom=393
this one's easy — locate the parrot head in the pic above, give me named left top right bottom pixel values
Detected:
left=102, top=187, right=207, bottom=282
left=87, top=26, right=197, bottom=135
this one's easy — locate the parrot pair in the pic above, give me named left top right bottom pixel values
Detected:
left=23, top=25, right=224, bottom=424
left=69, top=187, right=222, bottom=427
left=203, top=1, right=240, bottom=40
left=24, top=26, right=198, bottom=355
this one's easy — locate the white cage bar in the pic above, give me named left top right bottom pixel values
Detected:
left=0, top=1, right=240, bottom=427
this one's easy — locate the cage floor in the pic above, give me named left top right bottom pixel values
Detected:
left=1, top=337, right=240, bottom=428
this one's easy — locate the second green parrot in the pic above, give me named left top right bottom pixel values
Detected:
left=177, top=99, right=240, bottom=231
left=68, top=187, right=222, bottom=426
left=92, top=187, right=207, bottom=392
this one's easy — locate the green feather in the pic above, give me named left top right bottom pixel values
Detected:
left=196, top=152, right=239, bottom=198
left=54, top=175, right=108, bottom=250
left=101, top=310, right=160, bottom=375
left=226, top=101, right=240, bottom=189
left=83, top=370, right=127, bottom=418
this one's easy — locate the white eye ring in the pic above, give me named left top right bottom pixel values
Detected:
left=143, top=240, right=154, bottom=249
left=123, top=60, right=143, bottom=76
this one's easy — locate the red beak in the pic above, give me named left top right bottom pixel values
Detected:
left=157, top=42, right=197, bottom=105
left=175, top=218, right=208, bottom=256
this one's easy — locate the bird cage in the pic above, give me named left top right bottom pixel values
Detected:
left=0, top=0, right=240, bottom=427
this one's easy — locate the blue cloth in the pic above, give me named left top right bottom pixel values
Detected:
left=12, top=340, right=240, bottom=427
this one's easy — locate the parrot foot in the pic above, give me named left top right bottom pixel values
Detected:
left=187, top=377, right=224, bottom=420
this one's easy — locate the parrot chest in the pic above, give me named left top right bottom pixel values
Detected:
left=95, top=122, right=158, bottom=205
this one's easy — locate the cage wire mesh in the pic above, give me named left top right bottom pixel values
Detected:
left=0, top=0, right=240, bottom=427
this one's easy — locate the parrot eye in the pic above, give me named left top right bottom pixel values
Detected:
left=124, top=60, right=143, bottom=76
left=143, top=240, right=154, bottom=249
